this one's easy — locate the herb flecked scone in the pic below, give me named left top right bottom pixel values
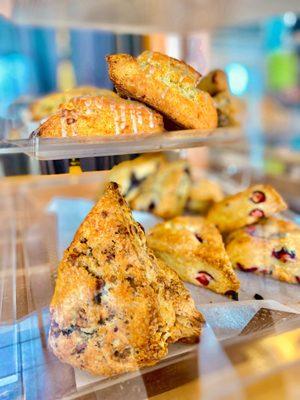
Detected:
left=130, top=160, right=192, bottom=219
left=49, top=182, right=203, bottom=377
left=147, top=216, right=239, bottom=298
left=36, top=95, right=164, bottom=138
left=207, top=184, right=287, bottom=234
left=107, top=51, right=218, bottom=130
left=226, top=217, right=300, bottom=285
left=30, top=86, right=119, bottom=121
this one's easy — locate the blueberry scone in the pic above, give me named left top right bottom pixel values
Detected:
left=147, top=216, right=240, bottom=298
left=107, top=51, right=218, bottom=130
left=186, top=178, right=224, bottom=215
left=109, top=153, right=166, bottom=202
left=207, top=184, right=287, bottom=233
left=30, top=86, right=119, bottom=121
left=226, top=217, right=300, bottom=284
left=36, top=95, right=164, bottom=137
left=130, top=160, right=191, bottom=219
left=49, top=182, right=203, bottom=377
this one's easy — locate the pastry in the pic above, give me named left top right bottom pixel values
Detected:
left=197, top=69, right=228, bottom=96
left=186, top=178, right=224, bottom=214
left=49, top=182, right=203, bottom=377
left=30, top=86, right=119, bottom=121
left=36, top=95, right=164, bottom=138
left=107, top=51, right=218, bottom=130
left=207, top=184, right=287, bottom=233
left=109, top=153, right=166, bottom=202
left=147, top=216, right=239, bottom=297
left=130, top=160, right=191, bottom=219
left=226, top=217, right=300, bottom=284
left=213, top=91, right=238, bottom=127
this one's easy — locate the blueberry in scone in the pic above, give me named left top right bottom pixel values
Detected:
left=226, top=217, right=300, bottom=285
left=147, top=216, right=239, bottom=297
left=49, top=182, right=203, bottom=377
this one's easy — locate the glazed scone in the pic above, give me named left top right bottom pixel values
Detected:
left=30, top=86, right=119, bottom=121
left=186, top=178, right=224, bottom=214
left=197, top=69, right=228, bottom=96
left=226, top=217, right=300, bottom=284
left=130, top=160, right=191, bottom=219
left=207, top=184, right=287, bottom=233
left=36, top=95, right=164, bottom=138
left=107, top=51, right=218, bottom=130
left=49, top=182, right=203, bottom=377
left=147, top=216, right=240, bottom=297
left=109, top=153, right=166, bottom=202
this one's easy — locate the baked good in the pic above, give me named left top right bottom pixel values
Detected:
left=207, top=184, right=287, bottom=233
left=213, top=91, right=238, bottom=127
left=109, top=153, right=166, bottom=202
left=186, top=178, right=224, bottom=214
left=30, top=86, right=119, bottom=121
left=49, top=182, right=203, bottom=377
left=147, top=216, right=239, bottom=297
left=107, top=51, right=218, bottom=130
left=36, top=95, right=164, bottom=138
left=226, top=217, right=300, bottom=284
left=130, top=160, right=191, bottom=219
left=197, top=69, right=228, bottom=96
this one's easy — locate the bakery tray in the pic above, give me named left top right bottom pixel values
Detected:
left=2, top=171, right=300, bottom=399
left=3, top=126, right=241, bottom=160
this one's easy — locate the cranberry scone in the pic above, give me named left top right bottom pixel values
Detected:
left=109, top=153, right=166, bottom=202
left=49, top=182, right=203, bottom=377
left=226, top=217, right=300, bottom=284
left=207, top=184, right=287, bottom=233
left=147, top=216, right=240, bottom=298
left=186, top=178, right=224, bottom=215
left=36, top=95, right=164, bottom=137
left=107, top=51, right=218, bottom=130
left=130, top=160, right=192, bottom=219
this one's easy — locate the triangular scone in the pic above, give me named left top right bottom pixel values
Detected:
left=49, top=182, right=203, bottom=377
left=186, top=178, right=224, bottom=215
left=130, top=160, right=191, bottom=219
left=226, top=217, right=300, bottom=284
left=109, top=153, right=166, bottom=202
left=207, top=184, right=287, bottom=234
left=147, top=216, right=240, bottom=298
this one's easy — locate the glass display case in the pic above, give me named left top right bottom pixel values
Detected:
left=1, top=1, right=300, bottom=399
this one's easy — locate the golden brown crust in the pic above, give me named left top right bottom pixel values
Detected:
left=106, top=51, right=218, bottom=130
left=30, top=86, right=119, bottom=121
left=36, top=95, right=164, bottom=138
left=214, top=91, right=238, bottom=127
left=147, top=216, right=239, bottom=296
left=130, top=160, right=191, bottom=219
left=49, top=182, right=203, bottom=377
left=197, top=70, right=228, bottom=96
left=186, top=178, right=224, bottom=214
left=207, top=184, right=287, bottom=233
left=109, top=153, right=166, bottom=202
left=226, top=217, right=300, bottom=284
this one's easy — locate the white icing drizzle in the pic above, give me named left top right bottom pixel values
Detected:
left=137, top=107, right=143, bottom=125
left=119, top=104, right=127, bottom=130
left=110, top=104, right=120, bottom=135
left=60, top=117, right=67, bottom=137
left=148, top=111, right=155, bottom=128
left=130, top=108, right=138, bottom=134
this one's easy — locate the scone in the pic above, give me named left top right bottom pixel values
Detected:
left=197, top=69, right=228, bottom=96
left=30, top=86, right=119, bottom=121
left=107, top=51, right=218, bottom=130
left=226, top=217, right=300, bottom=284
left=49, top=182, right=203, bottom=377
left=213, top=91, right=238, bottom=127
left=207, top=184, right=287, bottom=233
left=186, top=178, right=224, bottom=214
left=130, top=160, right=191, bottom=219
left=109, top=153, right=166, bottom=202
left=147, top=216, right=240, bottom=298
left=36, top=95, right=164, bottom=138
